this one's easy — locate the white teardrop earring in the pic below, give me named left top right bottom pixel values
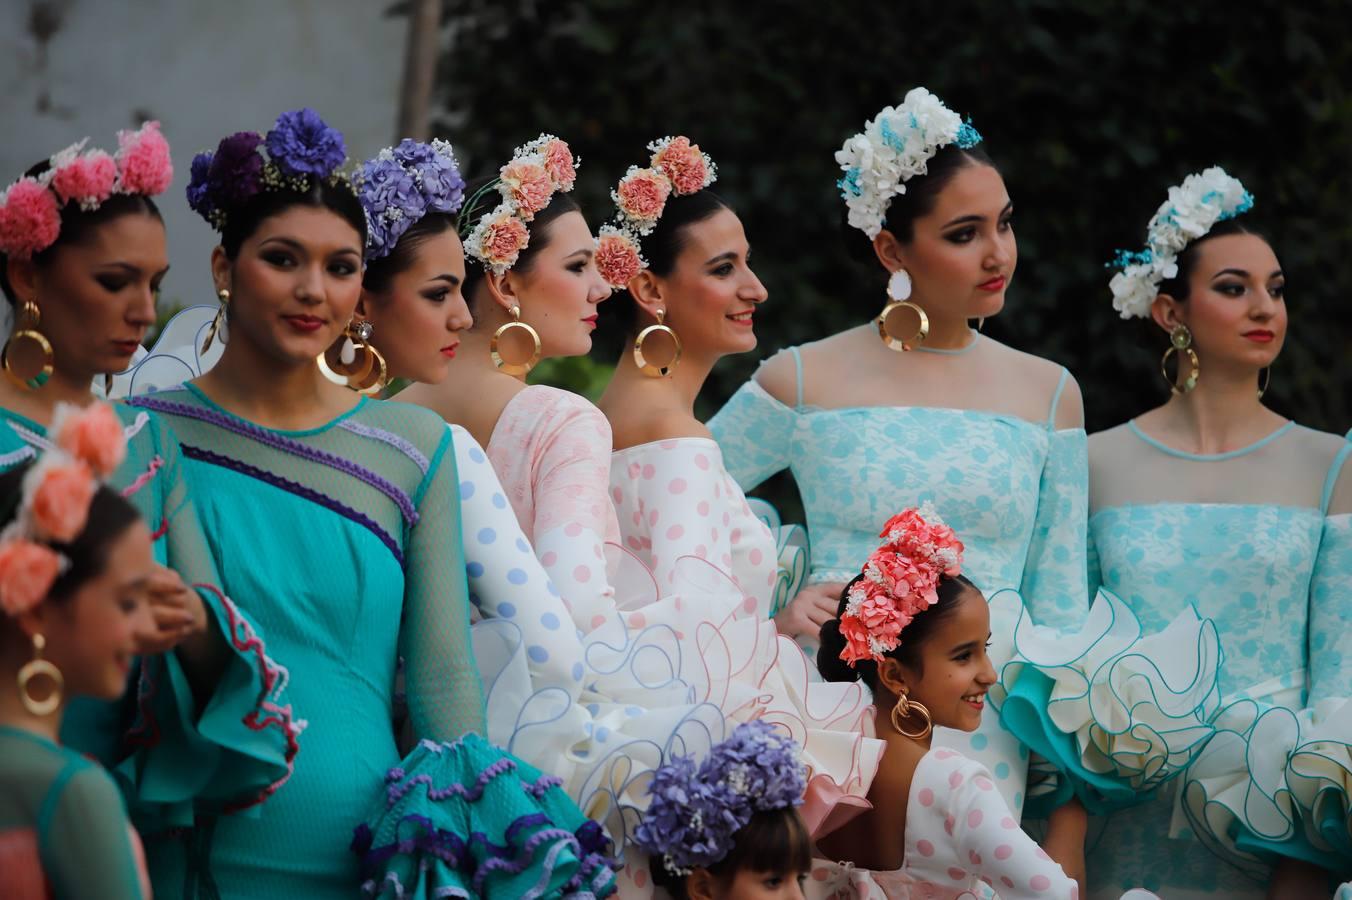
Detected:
left=888, top=268, right=913, bottom=301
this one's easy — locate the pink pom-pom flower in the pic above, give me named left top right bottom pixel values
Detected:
left=542, top=138, right=578, bottom=191
left=499, top=161, right=555, bottom=220
left=52, top=402, right=127, bottom=479
left=651, top=136, right=716, bottom=196
left=0, top=178, right=62, bottom=259
left=51, top=151, right=118, bottom=211
left=595, top=225, right=644, bottom=288
left=115, top=121, right=174, bottom=196
left=0, top=540, right=64, bottom=617
left=614, top=168, right=672, bottom=232
left=28, top=460, right=96, bottom=545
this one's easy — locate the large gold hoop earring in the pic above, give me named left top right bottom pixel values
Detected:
left=877, top=301, right=929, bottom=352
left=632, top=308, right=682, bottom=377
left=1257, top=366, right=1271, bottom=399
left=18, top=634, right=62, bottom=717
left=1161, top=325, right=1199, bottom=395
left=3, top=301, right=55, bottom=391
left=201, top=289, right=230, bottom=354
left=890, top=692, right=932, bottom=741
left=490, top=305, right=541, bottom=376
left=322, top=319, right=388, bottom=394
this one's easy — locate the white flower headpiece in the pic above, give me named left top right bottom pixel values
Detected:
left=835, top=88, right=983, bottom=240
left=1107, top=166, right=1254, bottom=319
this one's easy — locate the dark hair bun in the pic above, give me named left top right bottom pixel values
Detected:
left=815, top=617, right=860, bottom=683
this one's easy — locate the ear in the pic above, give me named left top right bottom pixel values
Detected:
left=875, top=657, right=910, bottom=698
left=1150, top=293, right=1186, bottom=337
left=209, top=245, right=232, bottom=296
left=686, top=867, right=717, bottom=900
left=5, top=255, right=39, bottom=306
left=871, top=228, right=908, bottom=275
left=486, top=270, right=519, bottom=314
left=14, top=603, right=51, bottom=643
left=627, top=270, right=665, bottom=319
left=355, top=287, right=374, bottom=322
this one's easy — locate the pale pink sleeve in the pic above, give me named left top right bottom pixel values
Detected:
left=523, top=393, right=621, bottom=630
left=946, top=759, right=1079, bottom=900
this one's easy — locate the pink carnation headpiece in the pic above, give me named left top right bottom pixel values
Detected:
left=0, top=122, right=173, bottom=260
left=461, top=134, right=580, bottom=275
left=838, top=503, right=965, bottom=667
left=0, top=402, right=128, bottom=618
left=596, top=136, right=718, bottom=288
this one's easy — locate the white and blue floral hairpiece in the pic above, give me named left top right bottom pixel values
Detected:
left=835, top=87, right=983, bottom=240
left=1108, top=166, right=1254, bottom=319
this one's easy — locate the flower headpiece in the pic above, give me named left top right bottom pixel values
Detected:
left=354, top=138, right=466, bottom=262
left=186, top=108, right=352, bottom=232
left=461, top=134, right=580, bottom=275
left=0, top=122, right=173, bottom=260
left=836, top=88, right=983, bottom=240
left=595, top=136, right=718, bottom=288
left=838, top=504, right=965, bottom=667
left=634, top=720, right=806, bottom=877
left=1107, top=166, right=1254, bottom=319
left=0, top=403, right=127, bottom=618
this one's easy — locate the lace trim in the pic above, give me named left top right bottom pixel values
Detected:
left=339, top=419, right=431, bottom=475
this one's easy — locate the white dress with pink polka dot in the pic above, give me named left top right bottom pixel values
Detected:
left=807, top=748, right=1155, bottom=900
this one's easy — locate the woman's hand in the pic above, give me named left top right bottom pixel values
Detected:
left=135, top=566, right=207, bottom=655
left=774, top=582, right=846, bottom=640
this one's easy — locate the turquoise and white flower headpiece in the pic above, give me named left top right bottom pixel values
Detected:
left=1108, top=166, right=1254, bottom=319
left=835, top=88, right=983, bottom=240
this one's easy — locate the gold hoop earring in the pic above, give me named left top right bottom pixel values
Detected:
left=201, top=289, right=230, bottom=354
left=1160, top=325, right=1199, bottom=395
left=18, top=634, right=62, bottom=717
left=1257, top=366, right=1271, bottom=399
left=3, top=300, right=54, bottom=391
left=490, top=305, right=541, bottom=376
left=632, top=308, right=682, bottom=378
left=877, top=301, right=929, bottom=352
left=323, top=319, right=388, bottom=394
left=890, top=691, right=932, bottom=741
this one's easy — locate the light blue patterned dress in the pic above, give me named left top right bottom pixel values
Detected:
left=1078, top=420, right=1352, bottom=898
left=708, top=344, right=1090, bottom=819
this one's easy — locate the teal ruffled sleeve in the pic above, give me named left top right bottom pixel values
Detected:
left=351, top=735, right=618, bottom=899
left=103, top=411, right=302, bottom=829
left=1018, top=427, right=1090, bottom=631
left=707, top=379, right=797, bottom=492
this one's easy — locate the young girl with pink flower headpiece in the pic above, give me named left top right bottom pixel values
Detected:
left=0, top=402, right=165, bottom=898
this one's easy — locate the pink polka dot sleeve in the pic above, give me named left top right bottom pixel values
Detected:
left=943, top=756, right=1078, bottom=899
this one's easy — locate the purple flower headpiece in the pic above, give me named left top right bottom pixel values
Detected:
left=354, top=138, right=466, bottom=262
left=634, top=721, right=807, bottom=877
left=186, top=108, right=351, bottom=232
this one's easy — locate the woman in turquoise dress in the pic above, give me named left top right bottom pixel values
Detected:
left=125, top=112, right=611, bottom=899
left=0, top=126, right=299, bottom=844
left=1044, top=168, right=1348, bottom=897
left=708, top=90, right=1091, bottom=838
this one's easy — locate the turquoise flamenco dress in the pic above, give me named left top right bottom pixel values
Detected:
left=129, top=384, right=615, bottom=899
left=999, top=420, right=1352, bottom=898
left=707, top=343, right=1091, bottom=821
left=0, top=404, right=299, bottom=836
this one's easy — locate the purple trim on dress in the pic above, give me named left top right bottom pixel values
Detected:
left=182, top=444, right=405, bottom=567
left=130, top=395, right=420, bottom=525
left=338, top=419, right=431, bottom=474
left=384, top=755, right=563, bottom=807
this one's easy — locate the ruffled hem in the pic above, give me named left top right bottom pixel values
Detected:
left=1287, top=697, right=1352, bottom=865
left=746, top=497, right=810, bottom=619
left=353, top=735, right=618, bottom=899
left=990, top=588, right=1222, bottom=817
left=117, top=583, right=304, bottom=829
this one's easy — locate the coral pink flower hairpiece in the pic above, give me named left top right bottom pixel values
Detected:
left=0, top=122, right=173, bottom=260
left=463, top=133, right=580, bottom=275
left=838, top=503, right=965, bottom=666
left=596, top=135, right=718, bottom=288
left=0, top=402, right=130, bottom=617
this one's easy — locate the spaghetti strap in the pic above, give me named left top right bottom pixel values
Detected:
left=1319, top=438, right=1352, bottom=514
left=789, top=346, right=805, bottom=410
left=1046, top=367, right=1070, bottom=429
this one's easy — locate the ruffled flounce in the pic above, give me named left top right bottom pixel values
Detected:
left=1287, top=698, right=1352, bottom=865
left=746, top=497, right=810, bottom=619
left=352, top=735, right=618, bottom=899
left=99, top=304, right=223, bottom=398
left=990, top=588, right=1222, bottom=817
left=113, top=583, right=304, bottom=831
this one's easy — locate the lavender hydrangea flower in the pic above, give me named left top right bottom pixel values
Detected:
left=355, top=138, right=465, bottom=261
left=207, top=132, right=264, bottom=206
left=265, top=108, right=346, bottom=178
left=634, top=721, right=806, bottom=875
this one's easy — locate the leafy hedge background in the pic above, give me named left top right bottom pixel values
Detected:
left=418, top=0, right=1351, bottom=513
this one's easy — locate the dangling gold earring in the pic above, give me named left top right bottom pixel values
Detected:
left=1161, top=324, right=1199, bottom=395
left=490, top=305, right=541, bottom=376
left=632, top=308, right=682, bottom=377
left=1257, top=366, right=1271, bottom=399
left=890, top=690, right=932, bottom=740
left=877, top=269, right=928, bottom=352
left=3, top=300, right=55, bottom=391
left=18, top=634, right=62, bottom=717
left=201, top=289, right=230, bottom=354
left=323, top=319, right=388, bottom=395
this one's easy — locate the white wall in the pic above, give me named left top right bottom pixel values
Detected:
left=0, top=0, right=406, bottom=307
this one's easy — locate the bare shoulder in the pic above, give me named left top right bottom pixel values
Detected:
left=612, top=408, right=711, bottom=450
left=753, top=326, right=874, bottom=406
left=983, top=337, right=1083, bottom=428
